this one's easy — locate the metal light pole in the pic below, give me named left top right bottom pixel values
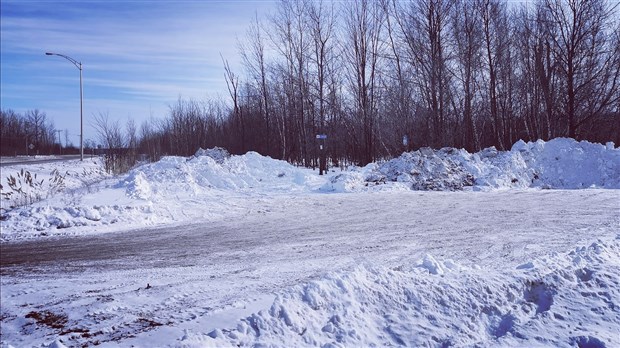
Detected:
left=46, top=52, right=83, bottom=161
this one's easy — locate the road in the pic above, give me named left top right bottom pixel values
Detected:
left=0, top=154, right=84, bottom=167
left=2, top=189, right=618, bottom=275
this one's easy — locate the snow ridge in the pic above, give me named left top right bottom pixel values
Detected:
left=1, top=138, right=618, bottom=240
left=324, top=138, right=619, bottom=192
left=202, top=237, right=620, bottom=348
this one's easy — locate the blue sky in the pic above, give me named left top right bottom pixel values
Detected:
left=1, top=0, right=275, bottom=146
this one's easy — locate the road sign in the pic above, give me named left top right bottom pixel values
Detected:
left=316, top=134, right=327, bottom=139
left=29, top=144, right=34, bottom=150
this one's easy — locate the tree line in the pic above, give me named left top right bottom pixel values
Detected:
left=0, top=109, right=73, bottom=156
left=4, top=0, right=618, bottom=171
left=147, top=0, right=619, bottom=168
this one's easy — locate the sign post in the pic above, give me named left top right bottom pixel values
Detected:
left=316, top=134, right=327, bottom=175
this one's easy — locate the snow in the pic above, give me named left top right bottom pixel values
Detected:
left=1, top=137, right=619, bottom=347
left=324, top=138, right=620, bottom=193
left=204, top=237, right=620, bottom=347
left=1, top=138, right=618, bottom=240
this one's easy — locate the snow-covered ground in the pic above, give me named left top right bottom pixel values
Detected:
left=1, top=138, right=619, bottom=347
left=1, top=138, right=618, bottom=241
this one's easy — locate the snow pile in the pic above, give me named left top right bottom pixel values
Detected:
left=0, top=150, right=325, bottom=240
left=121, top=151, right=323, bottom=200
left=320, top=163, right=412, bottom=193
left=513, top=138, right=620, bottom=189
left=1, top=139, right=618, bottom=240
left=378, top=147, right=478, bottom=190
left=10, top=204, right=155, bottom=233
left=203, top=237, right=620, bottom=347
left=121, top=170, right=152, bottom=200
left=193, top=146, right=230, bottom=163
left=326, top=138, right=619, bottom=192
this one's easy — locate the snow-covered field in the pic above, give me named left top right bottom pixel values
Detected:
left=1, top=138, right=619, bottom=347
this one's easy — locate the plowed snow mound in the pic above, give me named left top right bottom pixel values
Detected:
left=513, top=138, right=620, bottom=189
left=203, top=237, right=620, bottom=347
left=324, top=138, right=619, bottom=192
left=193, top=146, right=230, bottom=163
left=121, top=151, right=323, bottom=200
left=2, top=139, right=618, bottom=240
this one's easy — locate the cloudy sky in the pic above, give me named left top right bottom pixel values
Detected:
left=1, top=0, right=275, bottom=146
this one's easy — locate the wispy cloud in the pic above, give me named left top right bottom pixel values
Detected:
left=1, top=0, right=275, bottom=142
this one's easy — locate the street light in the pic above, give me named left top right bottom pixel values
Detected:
left=46, top=52, right=83, bottom=161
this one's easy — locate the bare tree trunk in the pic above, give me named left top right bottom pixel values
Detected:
left=542, top=0, right=619, bottom=139
left=222, top=57, right=245, bottom=153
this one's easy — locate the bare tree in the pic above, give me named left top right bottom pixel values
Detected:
left=127, top=0, right=619, bottom=167
left=398, top=0, right=454, bottom=148
left=92, top=111, right=124, bottom=150
left=138, top=118, right=162, bottom=162
left=478, top=0, right=514, bottom=149
left=222, top=57, right=245, bottom=153
left=92, top=111, right=127, bottom=173
left=344, top=0, right=385, bottom=165
left=240, top=14, right=274, bottom=157
left=308, top=0, right=337, bottom=173
left=64, top=129, right=70, bottom=148
left=1, top=109, right=28, bottom=156
left=451, top=0, right=483, bottom=151
left=25, top=109, right=47, bottom=153
left=541, top=0, right=620, bottom=138
left=268, top=0, right=315, bottom=165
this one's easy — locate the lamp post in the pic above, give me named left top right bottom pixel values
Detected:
left=46, top=52, right=83, bottom=161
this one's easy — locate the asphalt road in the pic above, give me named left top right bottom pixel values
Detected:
left=0, top=221, right=251, bottom=271
left=0, top=154, right=84, bottom=168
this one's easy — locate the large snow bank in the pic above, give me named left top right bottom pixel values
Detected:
left=513, top=138, right=620, bottom=189
left=323, top=138, right=620, bottom=192
left=1, top=138, right=618, bottom=240
left=202, top=236, right=620, bottom=347
left=120, top=151, right=323, bottom=201
left=0, top=151, right=325, bottom=240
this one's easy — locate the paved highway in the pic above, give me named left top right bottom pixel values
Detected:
left=0, top=154, right=85, bottom=167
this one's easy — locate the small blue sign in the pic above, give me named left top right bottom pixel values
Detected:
left=316, top=134, right=327, bottom=139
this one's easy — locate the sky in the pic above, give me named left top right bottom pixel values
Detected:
left=1, top=0, right=275, bottom=147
